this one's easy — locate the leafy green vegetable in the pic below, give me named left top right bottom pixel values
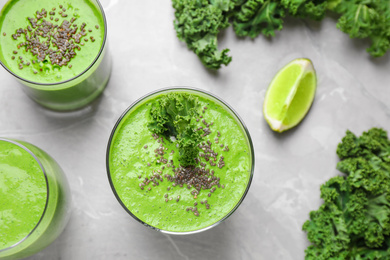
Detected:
left=172, top=0, right=234, bottom=69
left=233, top=0, right=285, bottom=38
left=280, top=0, right=328, bottom=20
left=172, top=0, right=390, bottom=70
left=328, top=0, right=390, bottom=58
left=148, top=93, right=202, bottom=167
left=303, top=128, right=390, bottom=259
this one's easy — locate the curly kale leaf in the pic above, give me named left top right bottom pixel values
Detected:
left=280, top=0, right=328, bottom=20
left=172, top=0, right=236, bottom=69
left=303, top=180, right=351, bottom=259
left=303, top=128, right=390, bottom=259
left=233, top=0, right=285, bottom=38
left=329, top=0, right=390, bottom=57
left=337, top=128, right=390, bottom=161
left=177, top=125, right=202, bottom=167
left=148, top=93, right=201, bottom=167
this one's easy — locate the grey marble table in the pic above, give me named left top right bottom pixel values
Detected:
left=1, top=0, right=389, bottom=259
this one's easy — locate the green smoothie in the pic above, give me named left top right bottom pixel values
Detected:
left=0, top=0, right=111, bottom=111
left=107, top=88, right=254, bottom=233
left=0, top=140, right=47, bottom=250
left=0, top=0, right=104, bottom=83
left=0, top=139, right=71, bottom=259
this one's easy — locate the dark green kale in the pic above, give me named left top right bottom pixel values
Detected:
left=148, top=93, right=202, bottom=167
left=328, top=0, right=390, bottom=58
left=172, top=0, right=390, bottom=70
left=280, top=0, right=328, bottom=20
left=233, top=0, right=285, bottom=38
left=303, top=128, right=390, bottom=259
left=172, top=0, right=235, bottom=70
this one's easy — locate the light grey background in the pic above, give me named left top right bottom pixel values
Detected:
left=1, top=0, right=390, bottom=259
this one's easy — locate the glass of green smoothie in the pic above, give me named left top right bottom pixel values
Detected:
left=0, top=138, right=71, bottom=259
left=0, top=0, right=111, bottom=111
left=107, top=87, right=254, bottom=234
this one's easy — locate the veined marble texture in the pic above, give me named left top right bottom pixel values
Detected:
left=0, top=0, right=389, bottom=259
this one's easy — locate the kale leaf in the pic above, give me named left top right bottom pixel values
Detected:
left=303, top=128, right=390, bottom=259
left=148, top=93, right=202, bottom=167
left=172, top=0, right=235, bottom=69
left=280, top=0, right=328, bottom=20
left=233, top=0, right=285, bottom=38
left=172, top=0, right=390, bottom=70
left=329, top=0, right=390, bottom=58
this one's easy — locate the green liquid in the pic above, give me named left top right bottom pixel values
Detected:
left=108, top=90, right=253, bottom=232
left=0, top=0, right=105, bottom=83
left=0, top=140, right=47, bottom=250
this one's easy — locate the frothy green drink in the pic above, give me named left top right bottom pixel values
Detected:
left=0, top=0, right=111, bottom=111
left=107, top=88, right=254, bottom=233
left=0, top=139, right=71, bottom=259
left=0, top=141, right=47, bottom=250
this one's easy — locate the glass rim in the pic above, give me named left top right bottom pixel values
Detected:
left=0, top=0, right=108, bottom=87
left=0, top=138, right=50, bottom=252
left=106, top=86, right=255, bottom=235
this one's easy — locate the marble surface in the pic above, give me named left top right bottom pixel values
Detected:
left=1, top=0, right=390, bottom=259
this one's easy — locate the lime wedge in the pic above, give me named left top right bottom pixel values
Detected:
left=263, top=58, right=317, bottom=133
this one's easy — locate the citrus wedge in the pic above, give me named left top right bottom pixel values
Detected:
left=263, top=58, right=317, bottom=133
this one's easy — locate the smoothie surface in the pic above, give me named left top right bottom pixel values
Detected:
left=108, top=90, right=253, bottom=232
left=0, top=0, right=105, bottom=84
left=0, top=140, right=47, bottom=250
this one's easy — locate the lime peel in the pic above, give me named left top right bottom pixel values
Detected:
left=263, top=58, right=317, bottom=133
